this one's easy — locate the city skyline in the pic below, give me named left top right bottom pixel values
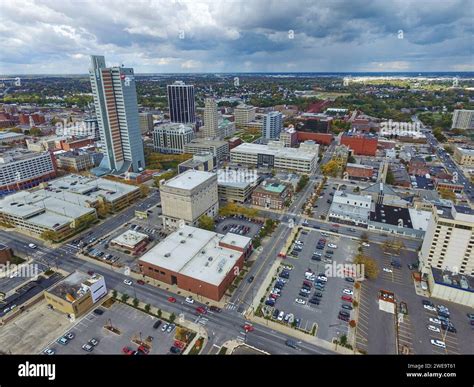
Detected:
left=1, top=0, right=473, bottom=74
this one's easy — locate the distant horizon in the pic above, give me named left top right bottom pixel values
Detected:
left=2, top=71, right=474, bottom=78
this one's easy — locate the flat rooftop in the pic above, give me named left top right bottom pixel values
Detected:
left=111, top=230, right=148, bottom=247
left=370, top=204, right=413, bottom=228
left=47, top=271, right=95, bottom=303
left=162, top=170, right=216, bottom=191
left=139, top=226, right=251, bottom=286
left=217, top=169, right=259, bottom=189
left=231, top=142, right=317, bottom=161
left=431, top=267, right=474, bottom=293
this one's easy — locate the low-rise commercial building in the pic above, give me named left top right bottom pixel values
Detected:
left=44, top=272, right=107, bottom=318
left=435, top=179, right=464, bottom=194
left=178, top=152, right=216, bottom=174
left=110, top=230, right=149, bottom=254
left=217, top=168, right=260, bottom=203
left=230, top=140, right=319, bottom=174
left=328, top=190, right=372, bottom=227
left=345, top=163, right=374, bottom=179
left=55, top=150, right=94, bottom=172
left=426, top=267, right=474, bottom=308
left=160, top=170, right=218, bottom=230
left=251, top=180, right=292, bottom=210
left=138, top=225, right=252, bottom=301
left=184, top=138, right=229, bottom=161
left=341, top=134, right=378, bottom=156
left=453, top=147, right=474, bottom=166
left=0, top=174, right=140, bottom=239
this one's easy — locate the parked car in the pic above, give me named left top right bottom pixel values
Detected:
left=341, top=304, right=353, bottom=310
left=93, top=308, right=104, bottom=316
left=342, top=289, right=353, bottom=296
left=43, top=348, right=56, bottom=355
left=427, top=325, right=440, bottom=333
left=430, top=339, right=446, bottom=349
left=341, top=295, right=353, bottom=302
left=185, top=296, right=195, bottom=304
left=209, top=306, right=221, bottom=313
left=153, top=320, right=162, bottom=329
left=123, top=279, right=133, bottom=286
left=196, top=306, right=207, bottom=315
left=345, top=277, right=355, bottom=283
left=89, top=338, right=99, bottom=346
left=82, top=343, right=94, bottom=352
left=57, top=337, right=69, bottom=345
left=169, top=346, right=181, bottom=354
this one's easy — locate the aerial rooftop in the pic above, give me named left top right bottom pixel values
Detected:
left=162, top=169, right=216, bottom=191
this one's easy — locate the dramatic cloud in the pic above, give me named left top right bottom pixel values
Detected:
left=0, top=0, right=472, bottom=74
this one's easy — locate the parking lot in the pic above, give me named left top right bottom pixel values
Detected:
left=215, top=216, right=263, bottom=239
left=43, top=301, right=179, bottom=355
left=355, top=243, right=474, bottom=354
left=261, top=228, right=359, bottom=342
left=68, top=204, right=166, bottom=270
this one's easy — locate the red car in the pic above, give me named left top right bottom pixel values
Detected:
left=196, top=306, right=207, bottom=314
left=122, top=346, right=134, bottom=355
left=168, top=297, right=177, bottom=303
left=341, top=295, right=353, bottom=302
left=243, top=323, right=254, bottom=332
left=174, top=340, right=185, bottom=349
left=87, top=271, right=94, bottom=276
left=137, top=280, right=145, bottom=285
left=137, top=345, right=149, bottom=354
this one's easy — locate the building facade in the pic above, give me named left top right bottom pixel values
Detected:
left=89, top=55, right=145, bottom=174
left=202, top=98, right=221, bottom=138
left=262, top=111, right=283, bottom=140
left=451, top=109, right=474, bottom=130
left=453, top=147, right=474, bottom=166
left=167, top=81, right=196, bottom=124
left=341, top=134, right=378, bottom=156
left=160, top=170, right=218, bottom=230
left=184, top=139, right=229, bottom=161
left=419, top=206, right=474, bottom=277
left=153, top=123, right=194, bottom=154
left=139, top=112, right=154, bottom=134
left=234, top=104, right=256, bottom=127
left=251, top=180, right=291, bottom=210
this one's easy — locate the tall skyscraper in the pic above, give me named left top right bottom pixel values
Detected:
left=203, top=98, right=220, bottom=138
left=263, top=111, right=283, bottom=140
left=89, top=55, right=145, bottom=175
left=167, top=81, right=196, bottom=124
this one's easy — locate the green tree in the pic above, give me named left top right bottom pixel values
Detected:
left=198, top=215, right=215, bottom=231
left=157, top=309, right=162, bottom=318
left=386, top=169, right=395, bottom=185
left=40, top=230, right=59, bottom=242
left=121, top=294, right=130, bottom=303
left=144, top=304, right=151, bottom=313
left=112, top=290, right=117, bottom=299
left=169, top=313, right=176, bottom=323
left=139, top=184, right=150, bottom=198
left=354, top=254, right=379, bottom=279
left=133, top=298, right=139, bottom=308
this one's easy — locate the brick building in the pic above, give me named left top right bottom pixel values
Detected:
left=341, top=134, right=378, bottom=156
left=138, top=226, right=252, bottom=301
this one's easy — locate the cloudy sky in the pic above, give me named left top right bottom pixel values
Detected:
left=1, top=0, right=473, bottom=74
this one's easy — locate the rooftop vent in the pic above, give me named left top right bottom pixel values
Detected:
left=208, top=257, right=213, bottom=261
left=164, top=253, right=171, bottom=257
left=180, top=240, right=185, bottom=244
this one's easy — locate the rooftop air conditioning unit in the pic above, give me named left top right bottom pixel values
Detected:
left=164, top=253, right=171, bottom=257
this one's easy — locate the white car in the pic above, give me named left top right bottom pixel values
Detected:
left=185, top=296, right=195, bottom=304
left=327, top=243, right=337, bottom=249
left=424, top=304, right=436, bottom=312
left=300, top=288, right=311, bottom=294
left=295, top=298, right=306, bottom=305
left=317, top=276, right=328, bottom=282
left=430, top=339, right=446, bottom=349
left=123, top=279, right=133, bottom=286
left=362, top=242, right=370, bottom=247
left=429, top=317, right=441, bottom=325
left=282, top=265, right=293, bottom=271
left=427, top=325, right=440, bottom=333
left=43, top=348, right=55, bottom=355
left=277, top=311, right=285, bottom=321
left=342, top=289, right=353, bottom=296
left=295, top=240, right=303, bottom=245
left=382, top=268, right=393, bottom=273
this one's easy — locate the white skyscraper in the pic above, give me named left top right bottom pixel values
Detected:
left=263, top=111, right=283, bottom=140
left=203, top=98, right=221, bottom=138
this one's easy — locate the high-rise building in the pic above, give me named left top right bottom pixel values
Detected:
left=139, top=112, right=154, bottom=134
left=203, top=98, right=220, bottom=138
left=451, top=109, right=474, bottom=130
left=89, top=55, right=145, bottom=175
left=167, top=81, right=196, bottom=124
left=262, top=111, right=283, bottom=139
left=419, top=205, right=474, bottom=276
left=153, top=123, right=194, bottom=154
left=234, top=104, right=256, bottom=127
